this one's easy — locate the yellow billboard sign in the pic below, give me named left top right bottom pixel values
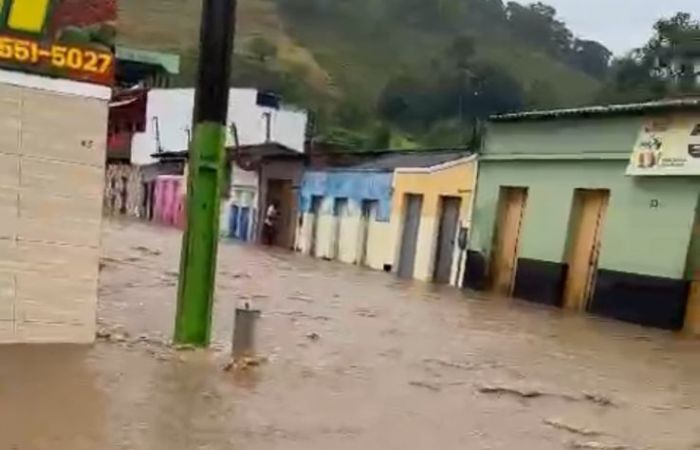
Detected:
left=0, top=0, right=115, bottom=85
left=7, top=0, right=52, bottom=34
left=627, top=113, right=700, bottom=176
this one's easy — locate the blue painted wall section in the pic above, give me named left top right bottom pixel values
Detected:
left=300, top=171, right=393, bottom=222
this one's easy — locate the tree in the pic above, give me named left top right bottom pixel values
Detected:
left=598, top=11, right=700, bottom=103
left=248, top=37, right=278, bottom=63
left=447, top=35, right=476, bottom=70
left=506, top=1, right=571, bottom=54
left=647, top=12, right=699, bottom=51
left=570, top=39, right=613, bottom=79
left=370, top=123, right=392, bottom=149
left=335, top=99, right=371, bottom=129
left=526, top=79, right=558, bottom=109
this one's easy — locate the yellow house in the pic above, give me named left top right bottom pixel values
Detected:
left=389, top=156, right=477, bottom=286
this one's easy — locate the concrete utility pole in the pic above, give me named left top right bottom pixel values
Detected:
left=174, top=0, right=237, bottom=346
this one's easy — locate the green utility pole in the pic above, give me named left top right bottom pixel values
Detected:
left=174, top=0, right=237, bottom=346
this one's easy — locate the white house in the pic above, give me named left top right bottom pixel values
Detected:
left=654, top=36, right=700, bottom=88
left=130, top=88, right=308, bottom=165
left=122, top=88, right=308, bottom=234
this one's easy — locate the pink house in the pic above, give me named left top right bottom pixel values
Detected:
left=153, top=175, right=186, bottom=228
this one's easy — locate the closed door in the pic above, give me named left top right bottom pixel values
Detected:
left=684, top=197, right=700, bottom=334
left=563, top=189, right=610, bottom=311
left=434, top=196, right=462, bottom=284
left=239, top=207, right=251, bottom=241
left=332, top=198, right=348, bottom=260
left=309, top=196, right=323, bottom=257
left=398, top=194, right=424, bottom=279
left=358, top=200, right=378, bottom=266
left=229, top=205, right=239, bottom=238
left=490, top=187, right=528, bottom=295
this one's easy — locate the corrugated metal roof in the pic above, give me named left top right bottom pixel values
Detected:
left=116, top=47, right=181, bottom=75
left=490, top=98, right=700, bottom=122
left=350, top=149, right=470, bottom=170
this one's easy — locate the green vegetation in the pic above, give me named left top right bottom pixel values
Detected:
left=598, top=12, right=700, bottom=103
left=117, top=0, right=696, bottom=149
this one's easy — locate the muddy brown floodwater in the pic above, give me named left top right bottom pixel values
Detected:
left=1, top=219, right=700, bottom=450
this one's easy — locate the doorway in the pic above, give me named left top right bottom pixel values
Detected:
left=397, top=194, right=424, bottom=279
left=309, top=195, right=323, bottom=257
left=434, top=196, right=462, bottom=284
left=229, top=204, right=239, bottom=238
left=266, top=179, right=294, bottom=248
left=562, top=189, right=610, bottom=311
left=490, top=187, right=528, bottom=295
left=684, top=196, right=700, bottom=333
left=332, top=198, right=348, bottom=260
left=358, top=200, right=378, bottom=266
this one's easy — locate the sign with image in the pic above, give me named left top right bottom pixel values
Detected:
left=0, top=0, right=115, bottom=85
left=627, top=113, right=700, bottom=176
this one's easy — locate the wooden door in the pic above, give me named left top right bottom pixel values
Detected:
left=434, top=196, right=462, bottom=284
left=684, top=197, right=700, bottom=334
left=398, top=194, right=423, bottom=279
left=563, top=189, right=610, bottom=311
left=490, top=187, right=528, bottom=295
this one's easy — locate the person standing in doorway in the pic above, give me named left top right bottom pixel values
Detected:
left=262, top=200, right=280, bottom=246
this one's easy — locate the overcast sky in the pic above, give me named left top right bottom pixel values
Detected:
left=522, top=0, right=700, bottom=55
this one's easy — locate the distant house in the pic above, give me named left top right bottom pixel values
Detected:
left=131, top=88, right=308, bottom=166
left=296, top=149, right=473, bottom=282
left=104, top=48, right=182, bottom=217
left=106, top=88, right=308, bottom=221
left=226, top=142, right=307, bottom=249
left=655, top=33, right=700, bottom=89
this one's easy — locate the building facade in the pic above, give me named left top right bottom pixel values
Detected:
left=297, top=170, right=394, bottom=270
left=220, top=162, right=259, bottom=241
left=465, top=101, right=700, bottom=332
left=390, top=157, right=477, bottom=286
left=295, top=150, right=472, bottom=276
left=130, top=88, right=308, bottom=166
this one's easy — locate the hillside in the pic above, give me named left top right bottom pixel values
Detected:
left=118, top=0, right=335, bottom=95
left=118, top=0, right=603, bottom=145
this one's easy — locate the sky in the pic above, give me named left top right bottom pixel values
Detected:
left=521, top=0, right=700, bottom=55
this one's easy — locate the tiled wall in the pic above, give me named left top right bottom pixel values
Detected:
left=0, top=82, right=107, bottom=343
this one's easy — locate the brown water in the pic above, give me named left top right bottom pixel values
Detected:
left=1, top=219, right=699, bottom=450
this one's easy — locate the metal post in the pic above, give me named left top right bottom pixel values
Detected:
left=232, top=302, right=261, bottom=360
left=174, top=0, right=237, bottom=346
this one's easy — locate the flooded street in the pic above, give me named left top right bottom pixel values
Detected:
left=2, top=219, right=700, bottom=450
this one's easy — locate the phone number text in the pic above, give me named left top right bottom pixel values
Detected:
left=0, top=35, right=113, bottom=75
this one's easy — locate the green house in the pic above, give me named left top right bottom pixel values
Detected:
left=465, top=99, right=700, bottom=332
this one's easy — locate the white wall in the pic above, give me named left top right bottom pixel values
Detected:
left=220, top=162, right=260, bottom=239
left=231, top=162, right=259, bottom=190
left=296, top=199, right=392, bottom=272
left=131, top=88, right=308, bottom=165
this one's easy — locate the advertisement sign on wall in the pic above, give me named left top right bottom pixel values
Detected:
left=0, top=0, right=115, bottom=85
left=627, top=113, right=700, bottom=176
